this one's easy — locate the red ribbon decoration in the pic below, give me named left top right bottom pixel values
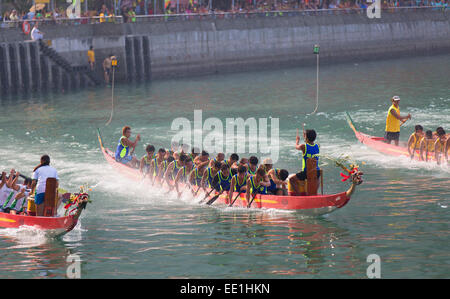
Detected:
left=340, top=167, right=358, bottom=182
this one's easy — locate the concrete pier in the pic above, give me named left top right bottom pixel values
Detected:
left=0, top=9, right=449, bottom=98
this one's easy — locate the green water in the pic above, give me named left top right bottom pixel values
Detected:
left=0, top=55, right=449, bottom=279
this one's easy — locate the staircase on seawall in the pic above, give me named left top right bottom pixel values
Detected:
left=38, top=39, right=103, bottom=88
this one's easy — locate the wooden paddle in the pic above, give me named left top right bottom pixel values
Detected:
left=205, top=189, right=225, bottom=205
left=198, top=183, right=220, bottom=204
left=247, top=191, right=258, bottom=208
left=229, top=191, right=244, bottom=207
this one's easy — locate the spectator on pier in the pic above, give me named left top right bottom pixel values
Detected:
left=88, top=46, right=96, bottom=71
left=9, top=10, right=19, bottom=21
left=31, top=23, right=44, bottom=41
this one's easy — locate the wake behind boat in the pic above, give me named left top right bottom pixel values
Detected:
left=97, top=129, right=362, bottom=216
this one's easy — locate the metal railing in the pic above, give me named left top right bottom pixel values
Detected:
left=0, top=16, right=123, bottom=29
left=0, top=6, right=446, bottom=29
left=130, top=6, right=447, bottom=23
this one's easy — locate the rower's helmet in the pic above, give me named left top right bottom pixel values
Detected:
left=392, top=96, right=400, bottom=101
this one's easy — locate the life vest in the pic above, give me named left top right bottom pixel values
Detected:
left=99, top=13, right=105, bottom=23
left=247, top=164, right=257, bottom=176
left=178, top=166, right=192, bottom=182
left=161, top=160, right=169, bottom=173
left=233, top=174, right=247, bottom=192
left=192, top=168, right=203, bottom=186
left=143, top=155, right=153, bottom=165
left=302, top=143, right=320, bottom=172
left=386, top=104, right=400, bottom=133
left=421, top=137, right=435, bottom=152
left=206, top=167, right=215, bottom=188
left=115, top=136, right=129, bottom=161
left=409, top=133, right=421, bottom=150
left=151, top=158, right=159, bottom=177
left=249, top=176, right=267, bottom=195
left=171, top=160, right=181, bottom=180
left=435, top=137, right=445, bottom=153
left=217, top=171, right=232, bottom=191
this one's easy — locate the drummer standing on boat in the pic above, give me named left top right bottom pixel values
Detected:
left=385, top=96, right=411, bottom=146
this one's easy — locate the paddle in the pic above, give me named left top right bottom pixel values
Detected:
left=198, top=182, right=220, bottom=204
left=205, top=189, right=225, bottom=205
left=247, top=191, right=258, bottom=208
left=198, top=187, right=216, bottom=204
left=229, top=191, right=244, bottom=207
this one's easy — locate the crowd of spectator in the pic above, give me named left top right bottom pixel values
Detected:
left=1, top=0, right=447, bottom=25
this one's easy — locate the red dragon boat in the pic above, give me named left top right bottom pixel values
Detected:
left=0, top=189, right=90, bottom=236
left=98, top=129, right=361, bottom=216
left=345, top=112, right=439, bottom=162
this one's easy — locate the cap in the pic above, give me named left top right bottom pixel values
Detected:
left=263, top=158, right=273, bottom=165
left=392, top=96, right=400, bottom=101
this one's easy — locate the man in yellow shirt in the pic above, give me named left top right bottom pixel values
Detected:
left=87, top=46, right=95, bottom=71
left=385, top=96, right=411, bottom=146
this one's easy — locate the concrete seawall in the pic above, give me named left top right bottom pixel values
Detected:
left=0, top=9, right=449, bottom=96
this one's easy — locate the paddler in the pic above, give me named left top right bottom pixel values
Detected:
left=149, top=148, right=166, bottom=183
left=189, top=160, right=208, bottom=194
left=262, top=158, right=289, bottom=195
left=247, top=156, right=259, bottom=175
left=0, top=169, right=18, bottom=213
left=156, top=156, right=175, bottom=185
left=7, top=177, right=32, bottom=215
left=139, top=145, right=155, bottom=176
left=245, top=167, right=271, bottom=202
left=174, top=158, right=195, bottom=198
left=224, top=153, right=239, bottom=175
left=419, top=130, right=435, bottom=162
left=163, top=154, right=187, bottom=187
left=209, top=153, right=225, bottom=167
left=434, top=127, right=448, bottom=165
left=407, top=125, right=424, bottom=159
left=385, top=96, right=412, bottom=146
left=31, top=155, right=59, bottom=216
left=115, top=126, right=141, bottom=167
left=201, top=160, right=222, bottom=192
left=211, top=164, right=232, bottom=192
left=227, top=165, right=248, bottom=204
left=193, top=150, right=210, bottom=167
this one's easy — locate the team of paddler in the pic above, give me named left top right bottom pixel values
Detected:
left=114, top=126, right=322, bottom=201
left=385, top=95, right=449, bottom=164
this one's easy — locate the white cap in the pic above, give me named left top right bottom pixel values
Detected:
left=392, top=96, right=401, bottom=101
left=263, top=158, right=273, bottom=165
